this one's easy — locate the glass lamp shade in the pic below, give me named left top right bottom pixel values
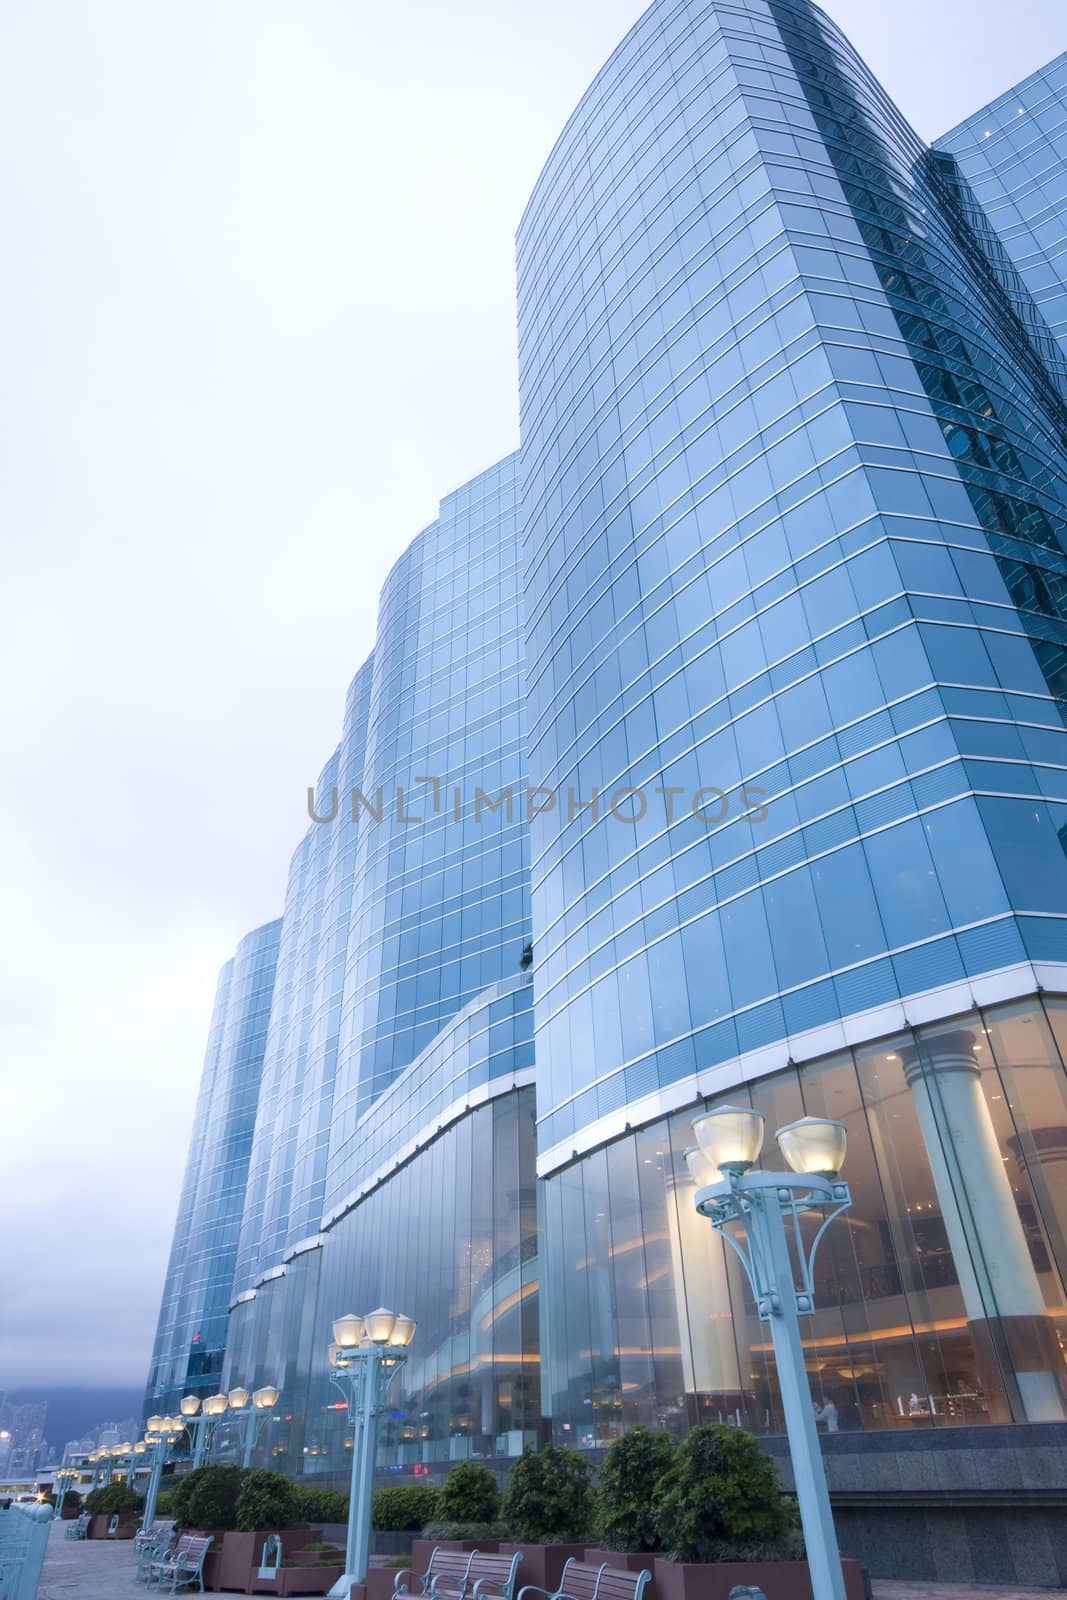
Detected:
left=332, top=1314, right=364, bottom=1348
left=364, top=1307, right=398, bottom=1344
left=776, top=1116, right=847, bottom=1176
left=693, top=1105, right=765, bottom=1173
left=203, top=1393, right=228, bottom=1417
left=682, top=1146, right=716, bottom=1186
left=326, top=1342, right=341, bottom=1367
left=388, top=1315, right=416, bottom=1348
left=227, top=1387, right=250, bottom=1411
left=146, top=1416, right=164, bottom=1435
left=179, top=1395, right=201, bottom=1417
left=133, top=1443, right=146, bottom=1455
left=253, top=1385, right=280, bottom=1410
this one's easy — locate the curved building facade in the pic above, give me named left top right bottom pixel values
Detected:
left=144, top=919, right=281, bottom=1415
left=935, top=53, right=1067, bottom=367
left=518, top=0, right=1067, bottom=1434
left=219, top=457, right=538, bottom=1472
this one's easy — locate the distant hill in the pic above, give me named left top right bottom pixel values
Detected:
left=5, top=1387, right=144, bottom=1449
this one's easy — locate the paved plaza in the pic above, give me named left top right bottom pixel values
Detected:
left=34, top=1522, right=1067, bottom=1600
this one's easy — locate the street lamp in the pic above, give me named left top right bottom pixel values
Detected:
left=326, top=1307, right=415, bottom=1597
left=225, top=1382, right=281, bottom=1468
left=689, top=1106, right=852, bottom=1600
left=139, top=1415, right=184, bottom=1535
left=52, top=1466, right=76, bottom=1519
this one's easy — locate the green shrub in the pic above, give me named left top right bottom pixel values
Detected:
left=372, top=1485, right=441, bottom=1531
left=62, top=1489, right=83, bottom=1515
left=235, top=1469, right=300, bottom=1532
left=154, top=1490, right=175, bottom=1518
left=422, top=1521, right=510, bottom=1541
left=83, top=1484, right=144, bottom=1517
left=501, top=1445, right=594, bottom=1543
left=652, top=1424, right=797, bottom=1563
left=292, top=1485, right=350, bottom=1524
left=596, top=1428, right=676, bottom=1552
left=176, top=1464, right=247, bottom=1531
left=436, top=1462, right=500, bottom=1525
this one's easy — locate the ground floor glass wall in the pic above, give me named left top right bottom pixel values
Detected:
left=542, top=994, right=1067, bottom=1443
left=231, top=1087, right=541, bottom=1479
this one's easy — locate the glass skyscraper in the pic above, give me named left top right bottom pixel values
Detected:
left=147, top=0, right=1067, bottom=1571
left=145, top=919, right=281, bottom=1415
left=935, top=54, right=1067, bottom=366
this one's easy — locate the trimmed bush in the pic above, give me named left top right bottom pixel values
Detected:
left=652, top=1424, right=799, bottom=1563
left=372, top=1485, right=441, bottom=1531
left=596, top=1428, right=676, bottom=1552
left=62, top=1489, right=83, bottom=1515
left=292, top=1485, right=350, bottom=1524
left=436, top=1462, right=500, bottom=1525
left=501, top=1445, right=594, bottom=1544
left=422, top=1521, right=510, bottom=1541
left=173, top=1464, right=247, bottom=1532
left=83, top=1484, right=144, bottom=1517
left=235, top=1469, right=300, bottom=1532
left=154, top=1490, right=175, bottom=1518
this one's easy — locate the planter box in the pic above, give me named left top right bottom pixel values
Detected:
left=87, top=1514, right=138, bottom=1539
left=211, top=1530, right=317, bottom=1594
left=653, top=1556, right=868, bottom=1600
left=348, top=1569, right=398, bottom=1600
left=584, top=1550, right=660, bottom=1600
left=411, top=1539, right=496, bottom=1571
left=498, top=1545, right=587, bottom=1591
left=245, top=1563, right=344, bottom=1597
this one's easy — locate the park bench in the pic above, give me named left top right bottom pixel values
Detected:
left=135, top=1521, right=178, bottom=1583
left=393, top=1547, right=481, bottom=1598
left=136, top=1518, right=176, bottom=1553
left=519, top=1559, right=651, bottom=1600
left=64, top=1512, right=90, bottom=1540
left=433, top=1552, right=524, bottom=1600
left=146, top=1532, right=214, bottom=1594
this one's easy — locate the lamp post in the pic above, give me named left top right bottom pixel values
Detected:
left=127, top=1441, right=147, bottom=1488
left=688, top=1107, right=851, bottom=1600
left=326, top=1307, right=416, bottom=1598
left=140, top=1415, right=183, bottom=1534
left=226, top=1384, right=281, bottom=1469
left=197, top=1392, right=230, bottom=1467
left=52, top=1467, right=75, bottom=1520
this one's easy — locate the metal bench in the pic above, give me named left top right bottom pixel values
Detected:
left=434, top=1553, right=524, bottom=1600
left=519, top=1559, right=651, bottom=1600
left=136, top=1522, right=178, bottom=1584
left=64, top=1512, right=90, bottom=1540
left=393, top=1547, right=481, bottom=1598
left=147, top=1533, right=214, bottom=1594
left=136, top=1518, right=176, bottom=1553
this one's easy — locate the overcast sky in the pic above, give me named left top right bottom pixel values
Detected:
left=0, top=0, right=1061, bottom=1400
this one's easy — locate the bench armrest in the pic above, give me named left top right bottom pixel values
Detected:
left=517, top=1585, right=555, bottom=1600
left=392, top=1570, right=426, bottom=1594
left=430, top=1576, right=471, bottom=1599
left=472, top=1581, right=510, bottom=1600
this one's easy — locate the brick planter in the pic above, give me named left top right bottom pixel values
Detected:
left=207, top=1530, right=316, bottom=1593
left=246, top=1563, right=344, bottom=1596
left=411, top=1538, right=497, bottom=1570
left=348, top=1569, right=397, bottom=1600
left=584, top=1550, right=659, bottom=1600
left=498, top=1545, right=586, bottom=1591
left=653, top=1556, right=868, bottom=1600
left=87, top=1514, right=138, bottom=1539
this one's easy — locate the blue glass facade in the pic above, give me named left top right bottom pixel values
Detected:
left=149, top=0, right=1067, bottom=1485
left=144, top=919, right=281, bottom=1415
left=936, top=54, right=1067, bottom=366
left=216, top=459, right=538, bottom=1471
left=518, top=0, right=1067, bottom=1173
